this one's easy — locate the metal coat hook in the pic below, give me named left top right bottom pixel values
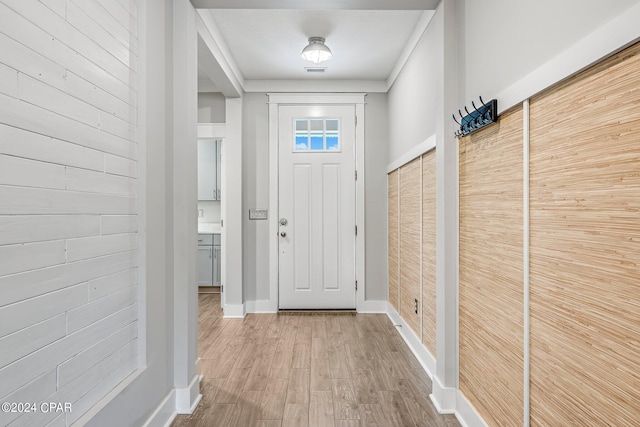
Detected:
left=452, top=97, right=498, bottom=138
left=471, top=102, right=486, bottom=126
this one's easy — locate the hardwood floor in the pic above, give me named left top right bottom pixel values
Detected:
left=171, top=294, right=460, bottom=427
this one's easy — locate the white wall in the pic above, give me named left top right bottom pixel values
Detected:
left=363, top=93, right=390, bottom=301
left=197, top=92, right=225, bottom=123
left=0, top=0, right=139, bottom=425
left=389, top=0, right=640, bottom=161
left=388, top=7, right=443, bottom=162
left=224, top=97, right=244, bottom=309
left=242, top=93, right=270, bottom=302
left=241, top=93, right=389, bottom=306
left=460, top=0, right=640, bottom=103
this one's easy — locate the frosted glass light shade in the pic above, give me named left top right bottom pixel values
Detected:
left=301, top=37, right=332, bottom=64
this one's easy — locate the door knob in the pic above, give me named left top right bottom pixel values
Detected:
left=279, top=218, right=288, bottom=226
left=280, top=231, right=287, bottom=237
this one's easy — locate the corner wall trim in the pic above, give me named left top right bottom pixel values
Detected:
left=223, top=303, right=246, bottom=318
left=386, top=303, right=436, bottom=378
left=176, top=374, right=203, bottom=414
left=141, top=389, right=176, bottom=427
left=430, top=376, right=457, bottom=414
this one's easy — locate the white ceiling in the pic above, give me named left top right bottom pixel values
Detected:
left=205, top=9, right=424, bottom=80
left=196, top=3, right=437, bottom=93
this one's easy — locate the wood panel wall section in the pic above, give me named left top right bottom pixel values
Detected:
left=399, top=158, right=422, bottom=336
left=458, top=107, right=524, bottom=427
left=388, top=170, right=399, bottom=311
left=529, top=42, right=640, bottom=426
left=421, top=151, right=436, bottom=355
left=0, top=0, right=139, bottom=424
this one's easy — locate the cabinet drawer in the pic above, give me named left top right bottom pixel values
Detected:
left=213, top=234, right=221, bottom=245
left=198, top=234, right=213, bottom=245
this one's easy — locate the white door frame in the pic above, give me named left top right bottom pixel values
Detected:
left=268, top=93, right=366, bottom=312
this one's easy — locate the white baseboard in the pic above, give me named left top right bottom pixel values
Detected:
left=142, top=389, right=176, bottom=427
left=244, top=299, right=388, bottom=313
left=454, top=389, right=488, bottom=427
left=223, top=303, right=245, bottom=318
left=176, top=374, right=203, bottom=414
left=386, top=303, right=436, bottom=377
left=357, top=299, right=388, bottom=313
left=245, top=299, right=277, bottom=313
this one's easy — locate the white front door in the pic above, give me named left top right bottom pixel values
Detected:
left=278, top=105, right=356, bottom=309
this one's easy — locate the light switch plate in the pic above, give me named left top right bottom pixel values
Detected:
left=249, top=208, right=268, bottom=220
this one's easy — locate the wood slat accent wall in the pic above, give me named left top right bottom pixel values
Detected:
left=388, top=170, right=399, bottom=311
left=421, top=151, right=436, bottom=355
left=399, top=158, right=422, bottom=336
left=459, top=107, right=524, bottom=427
left=529, top=42, right=640, bottom=427
left=0, top=0, right=139, bottom=424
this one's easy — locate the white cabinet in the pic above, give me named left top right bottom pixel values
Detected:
left=197, top=245, right=213, bottom=286
left=198, top=233, right=221, bottom=288
left=198, top=139, right=221, bottom=201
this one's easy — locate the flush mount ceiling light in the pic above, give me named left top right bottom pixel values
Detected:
left=301, top=37, right=332, bottom=65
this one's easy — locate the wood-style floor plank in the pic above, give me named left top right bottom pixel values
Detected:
left=331, top=379, right=359, bottom=420
left=282, top=403, right=309, bottom=427
left=292, top=343, right=311, bottom=369
left=309, top=391, right=334, bottom=427
left=285, top=368, right=310, bottom=404
left=234, top=390, right=264, bottom=426
left=202, top=403, right=239, bottom=427
left=171, top=294, right=460, bottom=427
left=260, top=378, right=288, bottom=420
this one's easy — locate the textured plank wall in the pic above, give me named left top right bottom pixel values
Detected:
left=459, top=107, right=524, bottom=427
left=399, top=158, right=422, bottom=336
left=0, top=1, right=139, bottom=425
left=529, top=42, right=640, bottom=426
left=421, top=151, right=436, bottom=355
left=388, top=170, right=399, bottom=311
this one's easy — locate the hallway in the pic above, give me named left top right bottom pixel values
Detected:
left=171, top=295, right=460, bottom=427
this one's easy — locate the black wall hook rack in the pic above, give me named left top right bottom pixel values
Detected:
left=452, top=97, right=498, bottom=138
